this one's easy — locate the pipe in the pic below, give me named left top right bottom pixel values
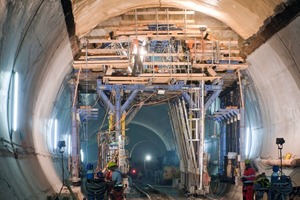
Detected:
left=261, top=159, right=300, bottom=167
left=121, top=112, right=126, bottom=136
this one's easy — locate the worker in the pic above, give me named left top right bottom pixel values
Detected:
left=271, top=165, right=280, bottom=183
left=106, top=161, right=124, bottom=200
left=268, top=165, right=280, bottom=200
left=86, top=163, right=94, bottom=180
left=242, top=159, right=256, bottom=200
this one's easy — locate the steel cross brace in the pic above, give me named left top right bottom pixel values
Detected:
left=97, top=79, right=222, bottom=113
left=97, top=80, right=222, bottom=92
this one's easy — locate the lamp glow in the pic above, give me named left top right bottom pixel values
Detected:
left=80, top=149, right=84, bottom=162
left=245, top=127, right=250, bottom=156
left=13, top=72, right=18, bottom=132
left=145, top=155, right=151, bottom=161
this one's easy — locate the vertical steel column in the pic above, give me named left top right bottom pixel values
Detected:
left=69, top=82, right=80, bottom=184
left=236, top=114, right=240, bottom=154
left=199, top=80, right=205, bottom=191
left=114, top=85, right=125, bottom=172
left=219, top=121, right=227, bottom=175
left=115, top=85, right=121, bottom=140
left=239, top=109, right=245, bottom=159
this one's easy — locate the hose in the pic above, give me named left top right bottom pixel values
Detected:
left=269, top=176, right=293, bottom=198
left=85, top=179, right=107, bottom=195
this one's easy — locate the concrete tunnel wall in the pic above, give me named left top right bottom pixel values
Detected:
left=1, top=0, right=300, bottom=199
left=0, top=1, right=73, bottom=198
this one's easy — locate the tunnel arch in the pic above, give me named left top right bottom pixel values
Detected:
left=72, top=0, right=279, bottom=39
left=1, top=0, right=300, bottom=199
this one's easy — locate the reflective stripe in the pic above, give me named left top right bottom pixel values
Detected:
left=243, top=174, right=256, bottom=178
left=244, top=181, right=254, bottom=183
left=115, top=184, right=123, bottom=187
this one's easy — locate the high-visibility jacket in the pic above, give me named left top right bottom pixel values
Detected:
left=242, top=167, right=256, bottom=184
left=242, top=167, right=256, bottom=200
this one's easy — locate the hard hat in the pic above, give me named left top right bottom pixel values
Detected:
left=272, top=165, right=280, bottom=172
left=86, top=163, right=93, bottom=170
left=107, top=161, right=117, bottom=168
left=245, top=159, right=251, bottom=165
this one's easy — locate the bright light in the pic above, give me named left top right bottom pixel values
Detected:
left=54, top=119, right=58, bottom=150
left=68, top=134, right=71, bottom=155
left=139, top=47, right=147, bottom=60
left=157, top=90, right=165, bottom=95
left=245, top=127, right=250, bottom=157
left=140, top=47, right=146, bottom=55
left=145, top=155, right=151, bottom=161
left=13, top=72, right=18, bottom=132
left=80, top=149, right=84, bottom=162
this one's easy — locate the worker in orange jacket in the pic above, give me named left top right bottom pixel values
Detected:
left=242, top=159, right=256, bottom=200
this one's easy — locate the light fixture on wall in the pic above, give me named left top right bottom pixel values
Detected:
left=80, top=149, right=84, bottom=162
left=53, top=119, right=58, bottom=150
left=13, top=72, right=18, bottom=132
left=58, top=140, right=66, bottom=153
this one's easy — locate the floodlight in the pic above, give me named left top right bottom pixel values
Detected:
left=276, top=138, right=285, bottom=145
left=57, top=140, right=66, bottom=153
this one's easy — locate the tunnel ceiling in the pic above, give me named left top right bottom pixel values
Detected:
left=68, top=0, right=300, bottom=57
left=71, top=0, right=282, bottom=39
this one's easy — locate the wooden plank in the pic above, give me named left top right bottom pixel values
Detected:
left=142, top=62, right=190, bottom=66
left=193, top=63, right=248, bottom=71
left=78, top=55, right=128, bottom=60
left=114, top=29, right=213, bottom=36
left=81, top=49, right=128, bottom=54
left=74, top=72, right=104, bottom=81
left=184, top=25, right=231, bottom=30
left=121, top=19, right=195, bottom=25
left=102, top=74, right=221, bottom=84
left=94, top=24, right=232, bottom=31
left=85, top=38, right=133, bottom=44
left=185, top=40, right=239, bottom=45
left=142, top=53, right=187, bottom=57
left=73, top=63, right=128, bottom=70
left=74, top=60, right=129, bottom=64
left=190, top=49, right=240, bottom=54
left=124, top=10, right=195, bottom=15
left=152, top=77, right=171, bottom=83
left=121, top=34, right=202, bottom=40
left=139, top=73, right=207, bottom=77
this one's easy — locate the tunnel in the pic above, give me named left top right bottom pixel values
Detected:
left=1, top=0, right=300, bottom=199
